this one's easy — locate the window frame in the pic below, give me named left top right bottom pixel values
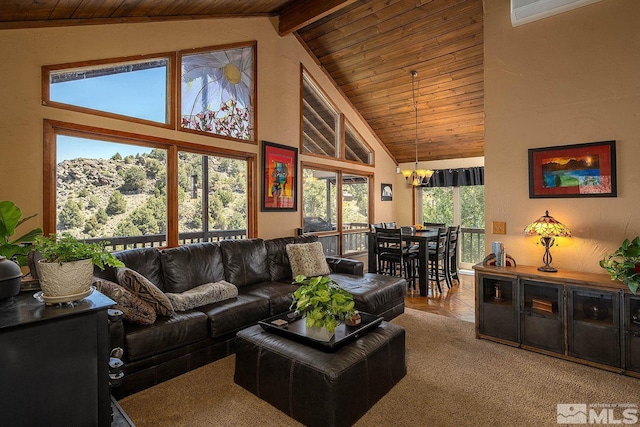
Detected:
left=42, top=52, right=176, bottom=130
left=300, top=161, right=373, bottom=256
left=344, top=119, right=375, bottom=166
left=43, top=119, right=257, bottom=247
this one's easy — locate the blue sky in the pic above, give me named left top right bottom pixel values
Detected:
left=51, top=65, right=166, bottom=161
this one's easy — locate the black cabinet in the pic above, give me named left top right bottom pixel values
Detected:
left=478, top=274, right=518, bottom=343
left=0, top=291, right=114, bottom=426
left=521, top=280, right=564, bottom=354
left=624, top=294, right=640, bottom=373
left=568, top=287, right=621, bottom=367
left=474, top=264, right=636, bottom=378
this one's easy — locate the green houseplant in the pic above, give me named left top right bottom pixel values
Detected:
left=35, top=233, right=124, bottom=301
left=600, top=237, right=640, bottom=295
left=290, top=275, right=356, bottom=341
left=0, top=200, right=42, bottom=267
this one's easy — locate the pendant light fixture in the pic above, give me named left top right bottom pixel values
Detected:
left=401, top=70, right=433, bottom=186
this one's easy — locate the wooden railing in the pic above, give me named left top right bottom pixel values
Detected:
left=87, top=229, right=247, bottom=252
left=460, top=227, right=485, bottom=264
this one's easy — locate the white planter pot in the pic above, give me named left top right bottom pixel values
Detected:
left=38, top=259, right=93, bottom=300
left=305, top=323, right=335, bottom=342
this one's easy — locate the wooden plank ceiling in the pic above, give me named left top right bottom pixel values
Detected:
left=0, top=0, right=484, bottom=163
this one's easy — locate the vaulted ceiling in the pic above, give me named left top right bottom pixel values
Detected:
left=0, top=0, right=484, bottom=164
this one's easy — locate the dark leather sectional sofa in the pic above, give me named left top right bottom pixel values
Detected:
left=96, top=235, right=406, bottom=398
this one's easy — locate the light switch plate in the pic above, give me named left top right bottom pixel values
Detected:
left=492, top=221, right=507, bottom=235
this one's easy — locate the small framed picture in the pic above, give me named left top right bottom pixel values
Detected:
left=528, top=140, right=616, bottom=198
left=381, top=183, right=393, bottom=201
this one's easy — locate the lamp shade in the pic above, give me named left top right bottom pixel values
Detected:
left=524, top=210, right=571, bottom=237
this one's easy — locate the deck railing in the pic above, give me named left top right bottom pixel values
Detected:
left=460, top=227, right=485, bottom=264
left=87, top=229, right=247, bottom=252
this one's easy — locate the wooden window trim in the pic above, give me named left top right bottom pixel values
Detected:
left=42, top=52, right=176, bottom=130
left=178, top=41, right=258, bottom=145
left=300, top=65, right=340, bottom=157
left=43, top=119, right=257, bottom=245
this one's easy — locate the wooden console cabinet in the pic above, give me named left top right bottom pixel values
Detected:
left=474, top=264, right=639, bottom=377
left=0, top=290, right=114, bottom=426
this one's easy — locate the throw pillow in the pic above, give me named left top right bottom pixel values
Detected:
left=93, top=277, right=156, bottom=325
left=286, top=241, right=331, bottom=278
left=165, top=280, right=238, bottom=311
left=116, top=267, right=175, bottom=317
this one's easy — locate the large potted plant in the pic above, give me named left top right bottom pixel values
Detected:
left=290, top=275, right=356, bottom=342
left=35, top=233, right=124, bottom=302
left=600, top=237, right=640, bottom=295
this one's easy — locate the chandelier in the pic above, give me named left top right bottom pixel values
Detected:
left=400, top=70, right=433, bottom=186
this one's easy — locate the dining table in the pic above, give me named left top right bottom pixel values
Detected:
left=367, top=227, right=440, bottom=297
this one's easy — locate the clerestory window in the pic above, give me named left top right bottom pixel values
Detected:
left=301, top=67, right=374, bottom=165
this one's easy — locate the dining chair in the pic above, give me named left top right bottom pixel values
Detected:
left=445, top=225, right=460, bottom=288
left=427, top=227, right=449, bottom=293
left=369, top=223, right=384, bottom=233
left=375, top=228, right=416, bottom=289
left=383, top=222, right=398, bottom=229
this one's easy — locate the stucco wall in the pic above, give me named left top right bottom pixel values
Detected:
left=484, top=0, right=640, bottom=272
left=0, top=17, right=398, bottom=240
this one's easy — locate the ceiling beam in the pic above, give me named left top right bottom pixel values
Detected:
left=277, top=0, right=358, bottom=36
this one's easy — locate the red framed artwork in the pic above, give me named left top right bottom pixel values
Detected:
left=528, top=141, right=616, bottom=198
left=261, top=141, right=298, bottom=211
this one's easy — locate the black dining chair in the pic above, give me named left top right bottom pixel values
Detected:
left=369, top=223, right=384, bottom=232
left=375, top=228, right=417, bottom=289
left=383, top=222, right=398, bottom=229
left=445, top=225, right=460, bottom=288
left=427, top=227, right=449, bottom=293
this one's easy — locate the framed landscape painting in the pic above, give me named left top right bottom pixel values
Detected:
left=528, top=141, right=616, bottom=198
left=262, top=141, right=297, bottom=211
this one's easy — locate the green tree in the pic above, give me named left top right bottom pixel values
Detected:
left=111, top=152, right=122, bottom=161
left=106, top=191, right=126, bottom=215
left=87, top=195, right=99, bottom=209
left=130, top=207, right=159, bottom=235
left=145, top=158, right=162, bottom=179
left=78, top=188, right=89, bottom=198
left=121, top=167, right=146, bottom=193
left=422, top=187, right=454, bottom=226
left=58, top=199, right=84, bottom=230
left=115, top=218, right=140, bottom=237
left=83, top=215, right=101, bottom=237
left=95, top=207, right=108, bottom=224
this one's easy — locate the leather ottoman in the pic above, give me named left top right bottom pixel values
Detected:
left=234, top=322, right=406, bottom=427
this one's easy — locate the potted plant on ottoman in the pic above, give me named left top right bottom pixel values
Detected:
left=290, top=275, right=356, bottom=342
left=600, top=236, right=640, bottom=295
left=35, top=233, right=124, bottom=303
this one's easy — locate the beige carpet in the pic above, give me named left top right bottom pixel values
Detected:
left=119, top=309, right=639, bottom=426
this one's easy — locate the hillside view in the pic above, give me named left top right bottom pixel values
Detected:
left=56, top=149, right=247, bottom=242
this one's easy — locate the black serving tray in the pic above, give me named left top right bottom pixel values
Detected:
left=258, top=311, right=383, bottom=352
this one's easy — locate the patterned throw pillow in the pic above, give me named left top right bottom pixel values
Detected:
left=285, top=242, right=331, bottom=278
left=93, top=277, right=157, bottom=325
left=165, top=280, right=238, bottom=311
left=116, top=267, right=175, bottom=317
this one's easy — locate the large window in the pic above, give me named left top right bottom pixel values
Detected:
left=177, top=152, right=248, bottom=241
left=44, top=56, right=171, bottom=127
left=45, top=121, right=255, bottom=249
left=422, top=185, right=485, bottom=267
left=302, top=165, right=371, bottom=256
left=55, top=136, right=167, bottom=243
left=301, top=68, right=373, bottom=165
